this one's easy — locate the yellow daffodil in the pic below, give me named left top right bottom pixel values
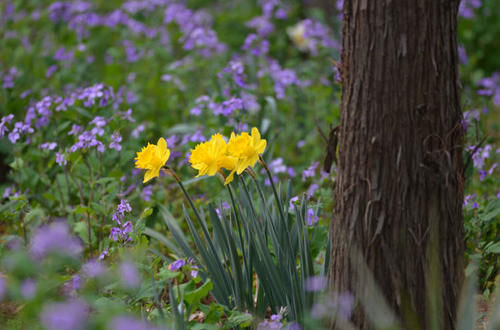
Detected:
left=227, top=127, right=267, bottom=175
left=135, top=137, right=170, bottom=183
left=189, top=133, right=236, bottom=178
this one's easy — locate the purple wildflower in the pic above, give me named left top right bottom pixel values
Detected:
left=109, top=132, right=122, bottom=151
left=247, top=16, right=274, bottom=37
left=477, top=73, right=500, bottom=106
left=56, top=152, right=67, bottom=166
left=307, top=184, right=319, bottom=198
left=459, top=0, right=482, bottom=18
left=269, top=158, right=287, bottom=174
left=8, top=122, right=34, bottom=143
left=3, top=67, right=20, bottom=88
left=169, top=259, right=186, bottom=271
left=98, top=249, right=109, bottom=260
left=109, top=227, right=122, bottom=241
left=46, top=65, right=58, bottom=78
left=337, top=293, right=355, bottom=320
left=40, top=142, right=57, bottom=150
left=214, top=97, right=244, bottom=116
left=132, top=124, right=145, bottom=138
left=190, top=129, right=206, bottom=143
left=302, top=161, right=319, bottom=181
left=68, top=124, right=82, bottom=136
left=305, top=275, right=328, bottom=292
left=82, top=260, right=106, bottom=278
left=0, top=114, right=14, bottom=137
left=161, top=74, right=185, bottom=90
left=141, top=185, right=153, bottom=201
left=220, top=60, right=247, bottom=88
left=191, top=265, right=200, bottom=278
left=242, top=34, right=269, bottom=56
left=21, top=279, right=37, bottom=299
left=120, top=261, right=141, bottom=289
left=112, top=199, right=132, bottom=225
left=109, top=316, right=159, bottom=330
left=40, top=299, right=89, bottom=330
left=0, top=277, right=5, bottom=301
left=30, top=222, right=82, bottom=259
left=306, top=208, right=319, bottom=226
left=458, top=45, right=468, bottom=65
left=289, top=196, right=299, bottom=211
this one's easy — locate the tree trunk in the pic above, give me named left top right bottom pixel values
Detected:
left=329, top=1, right=465, bottom=329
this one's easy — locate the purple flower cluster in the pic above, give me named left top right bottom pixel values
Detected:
left=263, top=158, right=296, bottom=186
left=242, top=34, right=270, bottom=57
left=161, top=74, right=185, bottom=91
left=302, top=161, right=319, bottom=181
left=122, top=39, right=144, bottom=63
left=302, top=19, right=340, bottom=56
left=213, top=97, right=244, bottom=116
left=306, top=208, right=319, bottom=226
left=311, top=293, right=354, bottom=321
left=48, top=1, right=161, bottom=40
left=109, top=316, right=161, bottom=330
left=0, top=114, right=14, bottom=138
left=109, top=132, right=122, bottom=151
left=246, top=16, right=275, bottom=38
left=246, top=0, right=288, bottom=38
left=168, top=259, right=186, bottom=271
left=305, top=275, right=328, bottom=292
left=110, top=200, right=133, bottom=242
left=468, top=144, right=492, bottom=170
left=30, top=221, right=82, bottom=259
left=164, top=3, right=226, bottom=57
left=119, top=261, right=141, bottom=289
left=219, top=60, right=247, bottom=88
left=41, top=299, right=89, bottom=330
left=21, top=279, right=37, bottom=300
left=190, top=95, right=217, bottom=116
left=7, top=121, right=34, bottom=144
left=70, top=129, right=105, bottom=153
left=0, top=277, right=6, bottom=301
left=459, top=0, right=482, bottom=19
left=259, top=59, right=302, bottom=99
left=40, top=142, right=58, bottom=150
left=2, top=67, right=20, bottom=88
left=82, top=259, right=106, bottom=278
left=141, top=185, right=153, bottom=201
left=477, top=72, right=500, bottom=106
left=258, top=312, right=283, bottom=329
left=54, top=47, right=75, bottom=63
left=215, top=201, right=231, bottom=219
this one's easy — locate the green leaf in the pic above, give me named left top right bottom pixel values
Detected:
left=479, top=199, right=500, bottom=223
left=74, top=205, right=94, bottom=216
left=157, top=266, right=180, bottom=281
left=457, top=267, right=477, bottom=330
left=485, top=242, right=500, bottom=254
left=135, top=218, right=146, bottom=234
left=134, top=282, right=156, bottom=301
left=140, top=207, right=153, bottom=219
left=74, top=221, right=96, bottom=245
left=227, top=311, right=253, bottom=328
left=184, top=280, right=213, bottom=306
left=96, top=177, right=116, bottom=185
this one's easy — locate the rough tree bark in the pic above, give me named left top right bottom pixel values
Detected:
left=329, top=1, right=465, bottom=329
